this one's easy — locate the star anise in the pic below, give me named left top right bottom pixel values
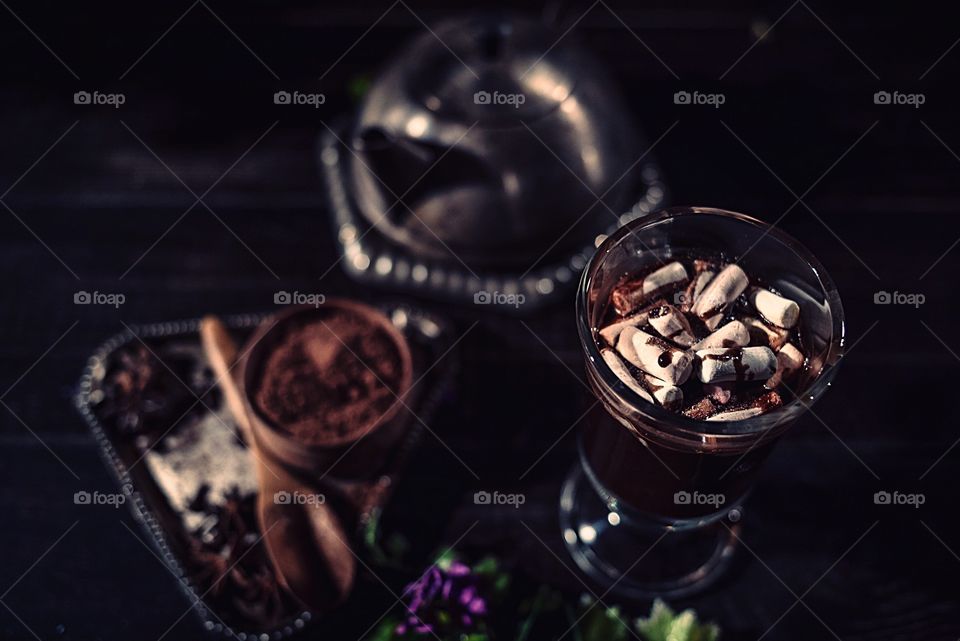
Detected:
left=185, top=486, right=294, bottom=626
left=186, top=538, right=232, bottom=598
left=93, top=342, right=219, bottom=449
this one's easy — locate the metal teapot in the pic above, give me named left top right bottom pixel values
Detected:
left=348, top=13, right=643, bottom=268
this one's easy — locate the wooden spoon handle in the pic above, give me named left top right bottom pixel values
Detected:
left=200, top=315, right=253, bottom=442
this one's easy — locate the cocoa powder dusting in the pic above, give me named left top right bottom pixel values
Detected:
left=253, top=311, right=404, bottom=444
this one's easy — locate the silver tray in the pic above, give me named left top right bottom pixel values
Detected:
left=74, top=305, right=455, bottom=639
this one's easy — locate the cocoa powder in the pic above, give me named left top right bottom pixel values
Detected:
left=253, top=309, right=405, bottom=445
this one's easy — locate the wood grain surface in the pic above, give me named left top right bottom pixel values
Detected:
left=1, top=1, right=959, bottom=639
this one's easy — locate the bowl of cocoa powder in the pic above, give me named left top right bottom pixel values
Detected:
left=239, top=300, right=413, bottom=476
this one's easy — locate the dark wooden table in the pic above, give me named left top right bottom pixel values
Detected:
left=2, top=1, right=960, bottom=639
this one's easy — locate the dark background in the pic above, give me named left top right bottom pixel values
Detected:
left=2, top=1, right=959, bottom=639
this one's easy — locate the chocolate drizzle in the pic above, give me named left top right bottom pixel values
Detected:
left=700, top=347, right=752, bottom=382
left=697, top=301, right=729, bottom=321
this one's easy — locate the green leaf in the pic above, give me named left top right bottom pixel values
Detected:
left=514, top=585, right=561, bottom=641
left=471, top=555, right=511, bottom=597
left=492, top=572, right=511, bottom=596
left=564, top=603, right=585, bottom=641
left=362, top=509, right=382, bottom=551
left=579, top=603, right=631, bottom=641
left=434, top=548, right=457, bottom=570
left=471, top=556, right=500, bottom=576
left=364, top=616, right=399, bottom=641
left=362, top=509, right=411, bottom=569
left=635, top=600, right=674, bottom=641
left=635, top=599, right=720, bottom=641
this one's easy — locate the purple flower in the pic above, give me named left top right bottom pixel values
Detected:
left=395, top=559, right=489, bottom=637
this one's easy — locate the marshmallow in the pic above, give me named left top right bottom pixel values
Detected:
left=692, top=272, right=715, bottom=303
left=692, top=264, right=749, bottom=329
left=749, top=288, right=800, bottom=329
left=740, top=315, right=790, bottom=350
left=706, top=391, right=783, bottom=421
left=611, top=261, right=688, bottom=315
left=765, top=343, right=805, bottom=388
left=598, top=298, right=667, bottom=345
left=695, top=346, right=777, bottom=384
left=598, top=257, right=805, bottom=423
left=679, top=260, right=716, bottom=311
left=599, top=312, right=646, bottom=346
left=601, top=348, right=683, bottom=409
left=640, top=373, right=684, bottom=409
left=621, top=327, right=693, bottom=385
left=647, top=302, right=696, bottom=347
left=691, top=320, right=750, bottom=351
left=615, top=325, right=642, bottom=366
left=601, top=348, right=654, bottom=403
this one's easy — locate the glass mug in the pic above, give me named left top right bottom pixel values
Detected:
left=560, top=206, right=845, bottom=598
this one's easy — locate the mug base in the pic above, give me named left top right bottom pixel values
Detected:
left=559, top=462, right=741, bottom=600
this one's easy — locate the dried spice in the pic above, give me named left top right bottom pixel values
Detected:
left=93, top=343, right=217, bottom=448
left=186, top=487, right=295, bottom=627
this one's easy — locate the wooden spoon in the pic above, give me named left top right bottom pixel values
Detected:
left=200, top=316, right=356, bottom=611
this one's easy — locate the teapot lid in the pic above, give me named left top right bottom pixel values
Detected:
left=403, top=14, right=577, bottom=125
